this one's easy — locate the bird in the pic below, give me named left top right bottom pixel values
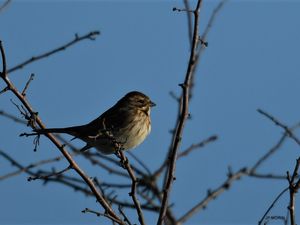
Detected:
left=34, top=91, right=156, bottom=154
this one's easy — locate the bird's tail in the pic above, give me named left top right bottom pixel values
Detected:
left=34, top=126, right=82, bottom=136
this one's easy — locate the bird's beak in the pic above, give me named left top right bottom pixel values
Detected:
left=150, top=101, right=156, bottom=107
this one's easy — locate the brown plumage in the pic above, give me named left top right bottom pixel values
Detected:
left=35, top=91, right=155, bottom=154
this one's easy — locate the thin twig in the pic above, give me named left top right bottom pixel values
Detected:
left=286, top=157, right=300, bottom=225
left=7, top=31, right=100, bottom=74
left=177, top=167, right=248, bottom=224
left=183, top=0, right=193, bottom=48
left=201, top=0, right=228, bottom=43
left=128, top=151, right=152, bottom=176
left=92, top=152, right=146, bottom=178
left=84, top=152, right=129, bottom=178
left=0, top=41, right=7, bottom=76
left=27, top=165, right=72, bottom=181
left=189, top=0, right=228, bottom=98
left=101, top=182, right=131, bottom=189
left=192, top=0, right=228, bottom=53
left=0, top=0, right=11, bottom=12
left=178, top=135, right=218, bottom=158
left=21, top=73, right=34, bottom=96
left=285, top=209, right=289, bottom=225
left=118, top=206, right=132, bottom=225
left=82, top=207, right=102, bottom=217
left=116, top=150, right=146, bottom=225
left=249, top=172, right=298, bottom=180
left=258, top=187, right=289, bottom=225
left=257, top=109, right=300, bottom=146
left=153, top=135, right=217, bottom=178
left=0, top=86, right=9, bottom=95
left=0, top=109, right=26, bottom=124
left=81, top=207, right=119, bottom=222
left=0, top=149, right=42, bottom=179
left=0, top=152, right=69, bottom=181
left=251, top=133, right=287, bottom=172
left=250, top=122, right=300, bottom=173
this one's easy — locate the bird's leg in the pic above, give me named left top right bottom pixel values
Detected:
left=115, top=149, right=128, bottom=169
left=113, top=139, right=127, bottom=168
left=79, top=144, right=92, bottom=152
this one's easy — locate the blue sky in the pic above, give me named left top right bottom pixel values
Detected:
left=1, top=1, right=300, bottom=224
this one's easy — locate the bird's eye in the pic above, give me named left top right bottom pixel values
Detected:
left=138, top=99, right=145, bottom=104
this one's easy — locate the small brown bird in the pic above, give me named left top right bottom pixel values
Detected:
left=34, top=91, right=156, bottom=154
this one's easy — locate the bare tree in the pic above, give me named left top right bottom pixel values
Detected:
left=1, top=1, right=299, bottom=225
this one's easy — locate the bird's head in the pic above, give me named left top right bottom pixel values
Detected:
left=120, top=91, right=156, bottom=113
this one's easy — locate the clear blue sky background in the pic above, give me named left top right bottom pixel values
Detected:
left=1, top=0, right=300, bottom=224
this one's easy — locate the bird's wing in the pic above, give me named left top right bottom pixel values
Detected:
left=86, top=105, right=132, bottom=135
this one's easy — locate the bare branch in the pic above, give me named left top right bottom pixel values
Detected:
left=118, top=206, right=133, bottom=225
left=177, top=167, right=248, bottom=224
left=92, top=152, right=146, bottom=178
left=27, top=165, right=72, bottom=181
left=201, top=0, right=228, bottom=43
left=153, top=135, right=217, bottom=179
left=0, top=0, right=11, bottom=12
left=258, top=187, right=289, bottom=225
left=0, top=40, right=7, bottom=77
left=0, top=109, right=26, bottom=124
left=7, top=31, right=100, bottom=74
left=0, top=150, right=70, bottom=181
left=172, top=7, right=193, bottom=13
left=249, top=172, right=298, bottom=180
left=128, top=151, right=152, bottom=176
left=183, top=0, right=193, bottom=48
left=0, top=86, right=9, bottom=95
left=116, top=150, right=146, bottom=225
left=178, top=135, right=218, bottom=158
left=0, top=149, right=41, bottom=179
left=251, top=132, right=287, bottom=172
left=21, top=73, right=35, bottom=96
left=82, top=207, right=102, bottom=217
left=157, top=1, right=203, bottom=224
left=287, top=157, right=300, bottom=225
left=257, top=109, right=300, bottom=146
left=82, top=207, right=120, bottom=223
